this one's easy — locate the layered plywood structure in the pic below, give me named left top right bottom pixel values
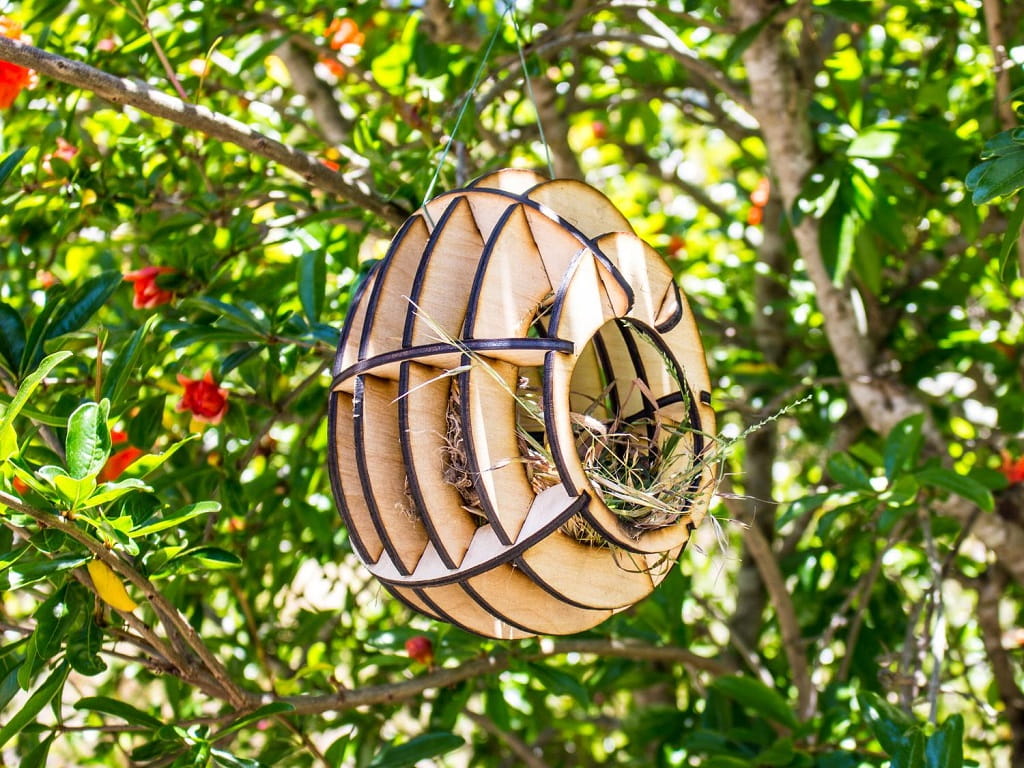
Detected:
left=327, top=169, right=716, bottom=638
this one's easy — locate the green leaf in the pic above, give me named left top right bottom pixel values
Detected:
left=75, top=696, right=164, bottom=729
left=884, top=413, right=924, bottom=479
left=997, top=197, right=1024, bottom=283
left=827, top=452, right=873, bottom=491
left=52, top=472, right=97, bottom=509
left=67, top=617, right=107, bottom=676
left=0, top=302, right=26, bottom=374
left=66, top=400, right=112, bottom=480
left=131, top=501, right=220, bottom=537
left=298, top=250, right=327, bottom=323
left=0, top=351, right=73, bottom=435
left=858, top=692, right=914, bottom=754
left=966, top=141, right=1024, bottom=204
left=776, top=492, right=830, bottom=530
left=118, top=434, right=197, bottom=480
left=524, top=661, right=590, bottom=707
left=46, top=271, right=122, bottom=340
left=211, top=749, right=266, bottom=768
left=0, top=660, right=69, bottom=749
left=157, top=546, right=242, bottom=575
left=79, top=478, right=151, bottom=510
left=6, top=554, right=91, bottom=590
left=723, top=8, right=779, bottom=68
left=916, top=467, right=994, bottom=512
left=819, top=193, right=859, bottom=286
left=32, top=582, right=82, bottom=660
left=102, top=316, right=158, bottom=406
left=892, top=727, right=927, bottom=768
left=712, top=676, right=799, bottom=729
left=20, top=732, right=55, bottom=768
left=368, top=732, right=465, bottom=768
left=0, top=664, right=21, bottom=713
left=213, top=702, right=294, bottom=739
left=926, top=714, right=964, bottom=768
left=0, top=147, right=28, bottom=190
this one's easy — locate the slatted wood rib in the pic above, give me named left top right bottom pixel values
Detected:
left=327, top=170, right=716, bottom=637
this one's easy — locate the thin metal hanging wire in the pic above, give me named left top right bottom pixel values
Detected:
left=420, top=1, right=556, bottom=223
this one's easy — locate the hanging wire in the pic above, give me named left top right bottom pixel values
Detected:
left=420, top=0, right=556, bottom=223
left=509, top=3, right=555, bottom=179
left=420, top=4, right=510, bottom=222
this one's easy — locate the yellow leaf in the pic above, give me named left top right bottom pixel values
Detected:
left=86, top=559, right=138, bottom=612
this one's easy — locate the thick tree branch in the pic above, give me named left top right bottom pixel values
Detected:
left=0, top=37, right=409, bottom=228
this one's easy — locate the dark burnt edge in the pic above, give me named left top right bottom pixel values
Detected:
left=544, top=247, right=591, bottom=348
left=333, top=259, right=384, bottom=377
left=351, top=374, right=413, bottom=577
left=411, top=585, right=517, bottom=639
left=460, top=576, right=605, bottom=636
left=325, top=390, right=375, bottom=565
left=591, top=326, right=621, bottom=423
left=380, top=583, right=445, bottom=622
left=622, top=390, right=686, bottom=424
left=397, top=361, right=460, bottom=571
left=653, top=281, right=684, bottom=334
left=513, top=556, right=630, bottom=612
left=424, top=186, right=636, bottom=314
left=332, top=337, right=575, bottom=390
left=401, top=195, right=483, bottom=346
left=375, top=490, right=590, bottom=588
left=462, top=201, right=530, bottom=339
left=700, top=390, right=712, bottom=405
left=615, top=318, right=657, bottom=444
left=544, top=349, right=585, bottom=498
left=355, top=211, right=431, bottom=361
left=456, top=354, right=512, bottom=545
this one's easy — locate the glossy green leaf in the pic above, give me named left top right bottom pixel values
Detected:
left=368, top=732, right=465, bottom=768
left=0, top=148, right=27, bottom=190
left=75, top=696, right=164, bottom=728
left=892, top=727, right=927, bottom=768
left=0, top=351, right=73, bottom=435
left=66, top=400, right=111, bottom=480
left=858, top=692, right=915, bottom=754
left=102, top=316, right=158, bottom=406
left=884, top=413, right=925, bottom=480
left=926, top=714, right=964, bottom=768
left=916, top=467, right=994, bottom=512
left=712, top=676, right=799, bottom=729
left=0, top=660, right=69, bottom=749
left=298, top=249, right=327, bottom=323
left=827, top=452, right=873, bottom=491
left=46, top=271, right=122, bottom=340
left=0, top=302, right=26, bottom=375
left=131, top=500, right=220, bottom=537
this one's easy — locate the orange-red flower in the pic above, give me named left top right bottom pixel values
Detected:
left=320, top=157, right=340, bottom=172
left=99, top=430, right=144, bottom=483
left=746, top=205, right=764, bottom=226
left=124, top=266, right=176, bottom=309
left=1001, top=452, right=1024, bottom=485
left=405, top=635, right=434, bottom=665
left=177, top=372, right=229, bottom=425
left=325, top=17, right=364, bottom=51
left=0, top=17, right=33, bottom=109
left=11, top=476, right=29, bottom=496
left=751, top=177, right=771, bottom=207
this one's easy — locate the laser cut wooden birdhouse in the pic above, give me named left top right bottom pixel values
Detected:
left=327, top=169, right=716, bottom=639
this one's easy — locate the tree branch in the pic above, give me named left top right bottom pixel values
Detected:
left=0, top=37, right=409, bottom=228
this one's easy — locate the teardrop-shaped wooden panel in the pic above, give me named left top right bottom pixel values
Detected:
left=516, top=532, right=657, bottom=611
left=356, top=215, right=431, bottom=367
left=458, top=564, right=614, bottom=636
left=399, top=362, right=479, bottom=568
left=464, top=204, right=553, bottom=341
left=416, top=582, right=533, bottom=639
left=354, top=375, right=430, bottom=575
left=469, top=168, right=547, bottom=195
left=407, top=198, right=484, bottom=349
left=459, top=359, right=535, bottom=544
left=336, top=266, right=381, bottom=381
left=329, top=391, right=384, bottom=566
left=526, top=179, right=633, bottom=239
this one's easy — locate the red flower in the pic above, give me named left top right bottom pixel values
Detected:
left=591, top=121, right=607, bottom=140
left=1001, top=452, right=1024, bottom=485
left=667, top=235, right=686, bottom=255
left=99, top=430, right=145, bottom=483
left=405, top=635, right=434, bottom=665
left=320, top=157, right=341, bottom=172
left=325, top=17, right=364, bottom=51
left=11, top=476, right=29, bottom=496
left=319, top=57, right=346, bottom=78
left=177, top=372, right=229, bottom=425
left=0, top=17, right=33, bottom=109
left=746, top=205, right=764, bottom=226
left=124, top=266, right=176, bottom=309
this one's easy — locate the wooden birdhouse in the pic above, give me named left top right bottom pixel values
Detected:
left=327, top=169, right=716, bottom=639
